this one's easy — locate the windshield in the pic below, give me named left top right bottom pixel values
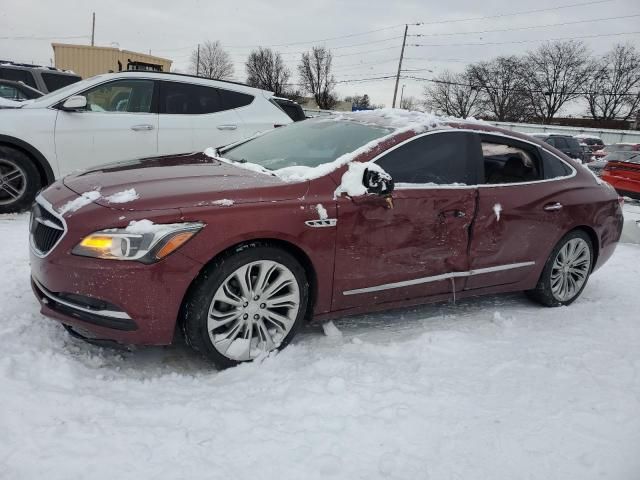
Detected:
left=222, top=119, right=392, bottom=170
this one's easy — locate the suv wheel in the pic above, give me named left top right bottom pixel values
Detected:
left=0, top=146, right=41, bottom=213
left=182, top=244, right=309, bottom=369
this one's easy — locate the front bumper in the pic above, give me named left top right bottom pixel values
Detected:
left=29, top=185, right=204, bottom=346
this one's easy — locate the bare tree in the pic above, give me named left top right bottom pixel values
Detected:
left=190, top=40, right=234, bottom=80
left=422, top=69, right=483, bottom=118
left=400, top=95, right=419, bottom=111
left=585, top=44, right=640, bottom=121
left=523, top=40, right=590, bottom=122
left=468, top=56, right=532, bottom=121
left=245, top=47, right=290, bottom=96
left=298, top=46, right=337, bottom=110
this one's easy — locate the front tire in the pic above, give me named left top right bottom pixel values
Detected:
left=527, top=230, right=593, bottom=307
left=0, top=146, right=41, bottom=213
left=182, top=244, right=309, bottom=369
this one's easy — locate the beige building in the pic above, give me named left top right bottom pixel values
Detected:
left=52, top=43, right=172, bottom=79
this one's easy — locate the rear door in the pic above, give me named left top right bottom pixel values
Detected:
left=54, top=78, right=158, bottom=175
left=332, top=131, right=480, bottom=310
left=466, top=134, right=575, bottom=290
left=157, top=81, right=246, bottom=155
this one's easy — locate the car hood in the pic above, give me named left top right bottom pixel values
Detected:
left=63, top=152, right=309, bottom=211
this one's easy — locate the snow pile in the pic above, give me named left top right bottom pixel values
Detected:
left=493, top=203, right=502, bottom=221
left=333, top=161, right=390, bottom=198
left=315, top=203, right=328, bottom=220
left=322, top=321, right=343, bottom=338
left=104, top=188, right=140, bottom=204
left=212, top=199, right=234, bottom=207
left=58, top=190, right=101, bottom=215
left=3, top=211, right=640, bottom=479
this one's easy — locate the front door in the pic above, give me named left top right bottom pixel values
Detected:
left=54, top=79, right=158, bottom=176
left=332, top=131, right=482, bottom=311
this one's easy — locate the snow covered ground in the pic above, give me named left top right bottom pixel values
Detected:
left=1, top=209, right=639, bottom=480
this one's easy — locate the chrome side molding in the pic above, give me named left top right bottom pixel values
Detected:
left=343, top=261, right=536, bottom=295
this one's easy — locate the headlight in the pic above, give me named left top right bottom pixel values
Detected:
left=72, top=221, right=204, bottom=263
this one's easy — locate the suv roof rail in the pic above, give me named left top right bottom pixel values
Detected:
left=0, top=60, right=75, bottom=73
left=120, top=70, right=260, bottom=90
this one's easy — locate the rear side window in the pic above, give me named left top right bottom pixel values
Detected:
left=481, top=134, right=543, bottom=184
left=219, top=88, right=253, bottom=109
left=376, top=131, right=480, bottom=185
left=0, top=68, right=37, bottom=88
left=541, top=150, right=572, bottom=179
left=159, top=82, right=253, bottom=114
left=41, top=72, right=81, bottom=92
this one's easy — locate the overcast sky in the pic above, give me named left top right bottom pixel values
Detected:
left=1, top=0, right=639, bottom=113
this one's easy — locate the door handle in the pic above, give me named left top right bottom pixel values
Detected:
left=440, top=209, right=466, bottom=218
left=544, top=202, right=563, bottom=211
left=217, top=124, right=238, bottom=130
left=131, top=124, right=154, bottom=131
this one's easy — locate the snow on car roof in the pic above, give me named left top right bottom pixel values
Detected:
left=574, top=134, right=603, bottom=140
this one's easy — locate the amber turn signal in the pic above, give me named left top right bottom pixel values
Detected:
left=154, top=231, right=197, bottom=260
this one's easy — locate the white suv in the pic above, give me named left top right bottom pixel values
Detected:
left=0, top=71, right=292, bottom=212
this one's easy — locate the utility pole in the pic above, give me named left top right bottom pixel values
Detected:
left=196, top=43, right=200, bottom=76
left=91, top=12, right=95, bottom=46
left=399, top=84, right=406, bottom=108
left=392, top=24, right=408, bottom=108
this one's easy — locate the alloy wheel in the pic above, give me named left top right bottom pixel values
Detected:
left=207, top=260, right=301, bottom=361
left=0, top=158, right=27, bottom=206
left=550, top=238, right=591, bottom=302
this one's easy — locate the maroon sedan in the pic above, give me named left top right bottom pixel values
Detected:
left=30, top=113, right=624, bottom=368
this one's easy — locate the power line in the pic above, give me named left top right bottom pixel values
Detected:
left=408, top=13, right=640, bottom=38
left=154, top=0, right=613, bottom=55
left=405, top=75, right=640, bottom=96
left=411, top=30, right=640, bottom=47
left=414, top=0, right=614, bottom=26
left=0, top=34, right=89, bottom=40
left=222, top=35, right=403, bottom=51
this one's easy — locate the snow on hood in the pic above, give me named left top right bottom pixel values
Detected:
left=206, top=108, right=450, bottom=184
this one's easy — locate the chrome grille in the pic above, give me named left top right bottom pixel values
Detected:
left=30, top=196, right=66, bottom=256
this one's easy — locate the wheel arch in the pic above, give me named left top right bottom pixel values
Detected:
left=176, top=237, right=319, bottom=340
left=0, top=135, right=55, bottom=186
left=570, top=225, right=600, bottom=271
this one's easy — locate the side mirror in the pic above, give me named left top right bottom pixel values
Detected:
left=363, top=168, right=394, bottom=196
left=61, top=95, right=87, bottom=111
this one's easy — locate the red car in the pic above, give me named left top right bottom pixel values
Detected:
left=29, top=114, right=624, bottom=368
left=602, top=152, right=640, bottom=200
left=593, top=143, right=640, bottom=159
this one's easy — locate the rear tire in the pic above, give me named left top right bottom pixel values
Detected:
left=182, top=243, right=309, bottom=369
left=0, top=146, right=41, bottom=214
left=526, top=230, right=593, bottom=307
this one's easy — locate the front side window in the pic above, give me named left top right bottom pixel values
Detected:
left=552, top=137, right=569, bottom=149
left=481, top=135, right=543, bottom=184
left=83, top=80, right=154, bottom=113
left=376, top=131, right=479, bottom=185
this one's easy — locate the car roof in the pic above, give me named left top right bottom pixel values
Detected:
left=0, top=60, right=78, bottom=76
left=120, top=71, right=273, bottom=95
